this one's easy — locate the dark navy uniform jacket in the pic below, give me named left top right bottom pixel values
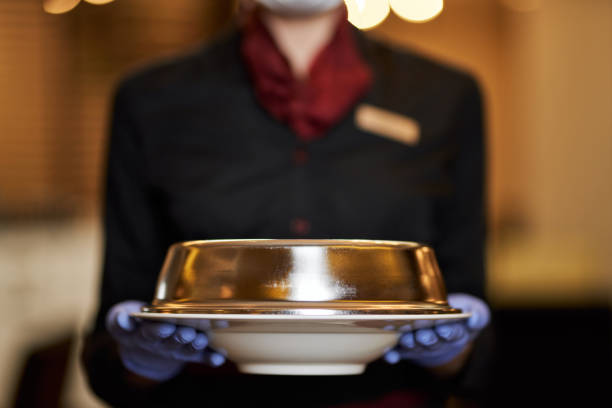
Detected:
left=83, top=29, right=489, bottom=407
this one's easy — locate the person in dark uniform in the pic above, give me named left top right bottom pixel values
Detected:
left=82, top=1, right=492, bottom=406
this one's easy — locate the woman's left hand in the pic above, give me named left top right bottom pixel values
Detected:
left=384, top=293, right=490, bottom=367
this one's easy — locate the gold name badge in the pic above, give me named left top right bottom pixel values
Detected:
left=355, top=104, right=420, bottom=146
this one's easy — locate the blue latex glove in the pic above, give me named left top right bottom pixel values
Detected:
left=106, top=300, right=225, bottom=381
left=384, top=293, right=490, bottom=367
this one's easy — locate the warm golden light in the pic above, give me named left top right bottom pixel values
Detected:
left=390, top=0, right=444, bottom=23
left=43, top=0, right=115, bottom=14
left=42, top=0, right=81, bottom=14
left=344, top=0, right=390, bottom=30
left=84, top=0, right=115, bottom=4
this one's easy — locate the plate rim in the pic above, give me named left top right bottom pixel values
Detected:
left=131, top=312, right=471, bottom=321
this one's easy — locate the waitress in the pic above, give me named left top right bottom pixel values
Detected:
left=82, top=1, right=492, bottom=406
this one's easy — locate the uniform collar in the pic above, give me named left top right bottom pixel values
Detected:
left=240, top=11, right=372, bottom=141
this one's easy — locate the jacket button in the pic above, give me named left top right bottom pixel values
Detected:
left=290, top=218, right=311, bottom=236
left=293, top=147, right=309, bottom=165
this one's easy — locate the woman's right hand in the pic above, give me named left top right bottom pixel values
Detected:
left=106, top=301, right=225, bottom=381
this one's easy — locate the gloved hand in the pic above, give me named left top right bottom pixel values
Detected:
left=384, top=293, right=490, bottom=367
left=106, top=300, right=225, bottom=381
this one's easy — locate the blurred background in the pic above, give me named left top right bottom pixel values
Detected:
left=1, top=0, right=610, bottom=406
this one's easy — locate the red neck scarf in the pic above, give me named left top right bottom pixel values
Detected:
left=240, top=12, right=372, bottom=142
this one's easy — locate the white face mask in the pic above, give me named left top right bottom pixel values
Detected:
left=256, top=0, right=344, bottom=16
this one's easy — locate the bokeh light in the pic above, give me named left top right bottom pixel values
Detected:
left=42, top=0, right=81, bottom=14
left=84, top=0, right=115, bottom=5
left=344, top=0, right=390, bottom=30
left=43, top=0, right=115, bottom=14
left=390, top=0, right=444, bottom=23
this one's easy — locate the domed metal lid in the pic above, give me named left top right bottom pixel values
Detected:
left=143, top=239, right=460, bottom=316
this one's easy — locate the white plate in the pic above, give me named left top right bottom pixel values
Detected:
left=132, top=312, right=470, bottom=376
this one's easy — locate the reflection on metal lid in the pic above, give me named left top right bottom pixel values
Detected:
left=147, top=239, right=454, bottom=316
